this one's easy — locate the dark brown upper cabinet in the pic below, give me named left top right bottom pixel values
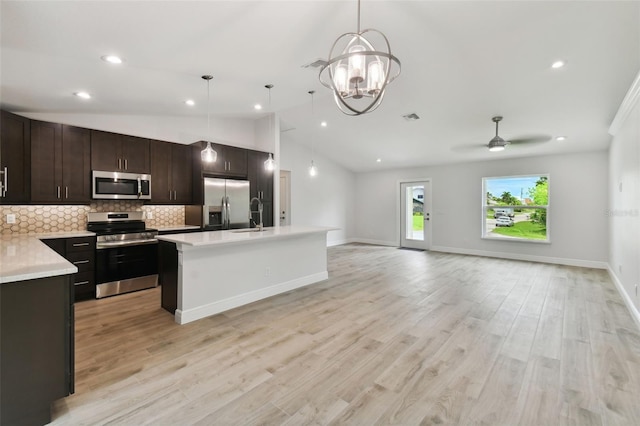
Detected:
left=91, top=130, right=150, bottom=174
left=247, top=150, right=274, bottom=203
left=31, top=121, right=91, bottom=204
left=197, top=141, right=248, bottom=177
left=0, top=110, right=31, bottom=204
left=150, top=140, right=192, bottom=204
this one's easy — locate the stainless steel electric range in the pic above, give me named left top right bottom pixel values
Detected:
left=87, top=212, right=158, bottom=298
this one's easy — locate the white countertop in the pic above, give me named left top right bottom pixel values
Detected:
left=35, top=230, right=96, bottom=239
left=0, top=235, right=78, bottom=284
left=156, top=225, right=201, bottom=232
left=156, top=225, right=336, bottom=248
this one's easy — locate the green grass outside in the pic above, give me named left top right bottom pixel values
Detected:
left=492, top=220, right=547, bottom=240
left=413, top=214, right=423, bottom=231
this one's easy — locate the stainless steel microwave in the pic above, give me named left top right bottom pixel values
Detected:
left=92, top=170, right=151, bottom=200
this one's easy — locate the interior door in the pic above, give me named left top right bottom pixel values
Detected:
left=400, top=181, right=431, bottom=250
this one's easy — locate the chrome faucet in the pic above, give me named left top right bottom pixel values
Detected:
left=249, top=197, right=264, bottom=230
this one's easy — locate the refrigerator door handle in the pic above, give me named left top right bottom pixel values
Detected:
left=226, top=196, right=231, bottom=228
left=221, top=196, right=227, bottom=227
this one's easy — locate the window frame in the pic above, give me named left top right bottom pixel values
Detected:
left=481, top=174, right=551, bottom=244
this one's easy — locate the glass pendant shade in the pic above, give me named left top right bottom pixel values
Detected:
left=201, top=141, right=217, bottom=162
left=264, top=153, right=275, bottom=171
left=319, top=1, right=401, bottom=116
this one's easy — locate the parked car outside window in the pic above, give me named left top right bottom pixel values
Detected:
left=495, top=216, right=514, bottom=227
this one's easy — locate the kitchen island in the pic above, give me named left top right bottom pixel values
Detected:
left=156, top=225, right=334, bottom=325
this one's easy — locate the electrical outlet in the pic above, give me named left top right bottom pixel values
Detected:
left=146, top=211, right=154, bottom=219
left=619, top=265, right=623, bottom=274
left=265, top=267, right=271, bottom=277
left=6, top=214, right=16, bottom=224
left=619, top=182, right=623, bottom=192
left=636, top=284, right=638, bottom=297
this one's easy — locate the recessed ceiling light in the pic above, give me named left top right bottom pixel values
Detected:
left=320, top=121, right=327, bottom=127
left=74, top=91, right=91, bottom=99
left=551, top=60, right=565, bottom=69
left=555, top=136, right=567, bottom=141
left=101, top=55, right=123, bottom=64
left=376, top=158, right=382, bottom=163
left=185, top=99, right=195, bottom=106
left=254, top=104, right=262, bottom=110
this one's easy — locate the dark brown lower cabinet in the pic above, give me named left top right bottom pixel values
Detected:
left=0, top=274, right=74, bottom=425
left=158, top=240, right=178, bottom=314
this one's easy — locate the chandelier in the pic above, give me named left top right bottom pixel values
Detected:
left=319, top=0, right=401, bottom=116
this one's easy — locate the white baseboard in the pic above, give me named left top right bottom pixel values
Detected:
left=175, top=271, right=329, bottom=325
left=607, top=264, right=640, bottom=331
left=349, top=238, right=397, bottom=247
left=430, top=245, right=608, bottom=269
left=327, top=238, right=354, bottom=247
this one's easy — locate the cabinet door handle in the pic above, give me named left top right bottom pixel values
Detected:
left=65, top=186, right=69, bottom=199
left=1, top=166, right=7, bottom=197
left=73, top=260, right=90, bottom=265
left=57, top=186, right=61, bottom=199
left=124, top=159, right=128, bottom=170
left=74, top=280, right=89, bottom=286
left=72, top=242, right=89, bottom=247
left=174, top=190, right=177, bottom=200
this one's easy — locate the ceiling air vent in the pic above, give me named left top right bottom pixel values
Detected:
left=301, top=58, right=328, bottom=69
left=403, top=113, right=420, bottom=122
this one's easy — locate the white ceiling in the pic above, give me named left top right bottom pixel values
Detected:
left=1, top=1, right=639, bottom=172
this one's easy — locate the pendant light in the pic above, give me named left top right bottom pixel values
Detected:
left=263, top=84, right=276, bottom=171
left=319, top=0, right=401, bottom=116
left=200, top=75, right=217, bottom=163
left=308, top=90, right=318, bottom=177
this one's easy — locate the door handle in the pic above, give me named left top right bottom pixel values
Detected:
left=57, top=186, right=61, bottom=199
left=65, top=186, right=69, bottom=199
left=118, top=158, right=122, bottom=170
left=124, top=159, right=128, bottom=170
left=72, top=242, right=90, bottom=247
left=74, top=281, right=89, bottom=286
left=73, top=260, right=90, bottom=265
left=173, top=190, right=177, bottom=200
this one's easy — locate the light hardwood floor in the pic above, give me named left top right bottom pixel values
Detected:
left=51, top=244, right=640, bottom=425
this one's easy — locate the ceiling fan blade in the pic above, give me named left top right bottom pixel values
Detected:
left=508, top=135, right=552, bottom=145
left=451, top=144, right=488, bottom=153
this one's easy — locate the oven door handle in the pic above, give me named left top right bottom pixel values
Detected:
left=137, top=177, right=142, bottom=198
left=96, top=239, right=158, bottom=249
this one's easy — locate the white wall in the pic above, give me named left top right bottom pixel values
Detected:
left=279, top=132, right=356, bottom=246
left=17, top=112, right=257, bottom=149
left=608, top=71, right=640, bottom=325
left=355, top=151, right=609, bottom=268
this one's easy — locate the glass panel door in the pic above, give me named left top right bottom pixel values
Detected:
left=400, top=181, right=430, bottom=250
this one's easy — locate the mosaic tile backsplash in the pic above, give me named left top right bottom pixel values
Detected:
left=0, top=201, right=186, bottom=234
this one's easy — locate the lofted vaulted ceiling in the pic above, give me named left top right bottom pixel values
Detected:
left=1, top=1, right=638, bottom=172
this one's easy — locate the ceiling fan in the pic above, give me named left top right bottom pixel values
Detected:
left=452, top=116, right=551, bottom=153
left=486, top=116, right=551, bottom=152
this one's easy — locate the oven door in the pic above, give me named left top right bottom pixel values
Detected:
left=92, top=170, right=151, bottom=200
left=95, top=243, right=158, bottom=298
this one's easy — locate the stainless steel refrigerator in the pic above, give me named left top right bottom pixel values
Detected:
left=202, top=178, right=250, bottom=230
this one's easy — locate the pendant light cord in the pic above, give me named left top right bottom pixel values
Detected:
left=357, top=0, right=361, bottom=34
left=309, top=90, right=315, bottom=160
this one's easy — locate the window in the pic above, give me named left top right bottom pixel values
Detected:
left=482, top=175, right=549, bottom=242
